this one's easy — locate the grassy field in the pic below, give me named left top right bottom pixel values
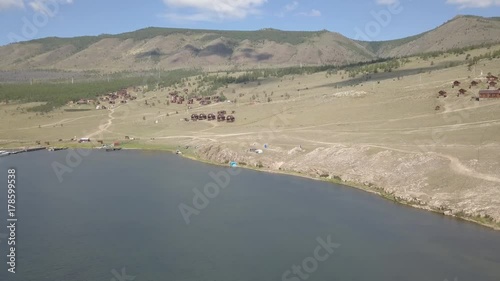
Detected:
left=1, top=45, right=500, bottom=228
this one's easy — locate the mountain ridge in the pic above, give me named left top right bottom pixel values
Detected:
left=1, top=15, right=499, bottom=72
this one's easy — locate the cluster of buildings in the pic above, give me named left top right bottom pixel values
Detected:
left=100, top=89, right=137, bottom=105
left=441, top=76, right=499, bottom=99
left=190, top=110, right=235, bottom=123
left=199, top=96, right=222, bottom=105
left=69, top=88, right=137, bottom=110
left=169, top=91, right=223, bottom=106
left=479, top=75, right=499, bottom=98
left=169, top=92, right=186, bottom=104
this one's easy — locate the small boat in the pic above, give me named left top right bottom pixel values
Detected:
left=0, top=150, right=10, bottom=157
left=106, top=147, right=122, bottom=152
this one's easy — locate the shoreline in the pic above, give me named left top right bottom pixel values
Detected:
left=123, top=144, right=500, bottom=231
left=3, top=143, right=500, bottom=231
left=183, top=153, right=500, bottom=232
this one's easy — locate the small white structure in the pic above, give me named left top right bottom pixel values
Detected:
left=255, top=149, right=263, bottom=154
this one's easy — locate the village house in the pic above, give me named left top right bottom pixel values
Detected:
left=479, top=89, right=500, bottom=99
left=470, top=81, right=479, bottom=88
left=487, top=75, right=498, bottom=82
left=217, top=114, right=226, bottom=122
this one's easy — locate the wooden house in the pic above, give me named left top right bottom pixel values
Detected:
left=479, top=90, right=500, bottom=99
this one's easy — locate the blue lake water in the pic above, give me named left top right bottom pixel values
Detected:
left=0, top=150, right=499, bottom=281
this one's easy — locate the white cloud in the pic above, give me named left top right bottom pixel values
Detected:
left=164, top=12, right=214, bottom=22
left=277, top=1, right=320, bottom=18
left=163, top=0, right=267, bottom=21
left=276, top=0, right=298, bottom=17
left=285, top=1, right=299, bottom=12
left=296, top=9, right=321, bottom=17
left=29, top=0, right=73, bottom=14
left=0, top=0, right=24, bottom=10
left=0, top=0, right=73, bottom=12
left=376, top=0, right=399, bottom=4
left=446, top=0, right=500, bottom=8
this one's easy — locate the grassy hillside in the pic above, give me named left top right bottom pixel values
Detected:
left=22, top=27, right=328, bottom=53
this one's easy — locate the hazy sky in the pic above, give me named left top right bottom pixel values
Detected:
left=1, top=0, right=499, bottom=45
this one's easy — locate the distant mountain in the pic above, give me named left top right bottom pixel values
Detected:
left=358, top=15, right=500, bottom=57
left=0, top=15, right=499, bottom=72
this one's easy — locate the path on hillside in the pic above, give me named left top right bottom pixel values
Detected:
left=292, top=137, right=500, bottom=184
left=0, top=114, right=106, bottom=132
left=85, top=106, right=118, bottom=139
